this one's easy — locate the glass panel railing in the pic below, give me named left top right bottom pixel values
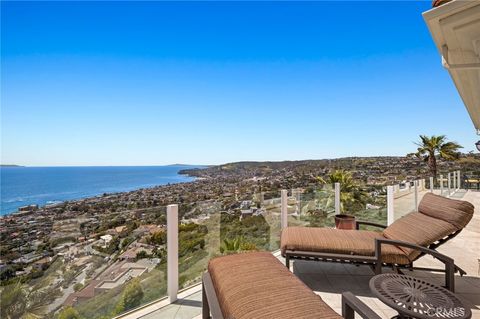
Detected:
left=2, top=205, right=171, bottom=319
left=464, top=172, right=480, bottom=190
left=424, top=177, right=432, bottom=191
left=256, top=190, right=282, bottom=251
left=392, top=181, right=417, bottom=219
left=177, top=191, right=283, bottom=292
left=348, top=184, right=387, bottom=228
left=74, top=206, right=168, bottom=318
left=416, top=179, right=429, bottom=204
left=178, top=200, right=221, bottom=290
left=287, top=184, right=335, bottom=228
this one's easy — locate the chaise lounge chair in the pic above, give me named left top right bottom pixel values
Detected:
left=202, top=251, right=381, bottom=319
left=281, top=193, right=474, bottom=292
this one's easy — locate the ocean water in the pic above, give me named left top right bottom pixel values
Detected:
left=0, top=165, right=199, bottom=216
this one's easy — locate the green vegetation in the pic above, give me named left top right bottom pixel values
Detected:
left=75, top=285, right=123, bottom=318
left=58, top=306, right=82, bottom=319
left=73, top=283, right=84, bottom=292
left=220, top=237, right=257, bottom=253
left=148, top=230, right=166, bottom=246
left=318, top=170, right=368, bottom=213
left=0, top=282, right=47, bottom=319
left=220, top=213, right=270, bottom=251
left=114, top=279, right=144, bottom=315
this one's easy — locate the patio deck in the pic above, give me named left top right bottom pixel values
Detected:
left=129, top=190, right=480, bottom=319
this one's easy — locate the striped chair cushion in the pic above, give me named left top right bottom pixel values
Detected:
left=382, top=212, right=457, bottom=259
left=208, top=252, right=341, bottom=319
left=281, top=227, right=410, bottom=264
left=418, top=193, right=474, bottom=229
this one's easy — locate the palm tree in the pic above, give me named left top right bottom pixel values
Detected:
left=318, top=170, right=366, bottom=213
left=220, top=237, right=242, bottom=253
left=409, top=135, right=462, bottom=177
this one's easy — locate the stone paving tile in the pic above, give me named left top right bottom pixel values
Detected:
left=460, top=293, right=480, bottom=306
left=325, top=274, right=366, bottom=294
left=139, top=291, right=202, bottom=319
left=296, top=272, right=334, bottom=292
left=140, top=305, right=181, bottom=319
left=345, top=264, right=375, bottom=276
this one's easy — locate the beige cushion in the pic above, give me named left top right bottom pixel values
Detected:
left=281, top=227, right=410, bottom=264
left=208, top=252, right=341, bottom=319
left=418, top=193, right=474, bottom=229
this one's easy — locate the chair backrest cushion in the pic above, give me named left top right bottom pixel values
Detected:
left=382, top=193, right=474, bottom=259
left=418, top=193, right=474, bottom=229
left=382, top=212, right=457, bottom=258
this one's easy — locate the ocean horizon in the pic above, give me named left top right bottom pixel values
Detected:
left=0, top=165, right=201, bottom=216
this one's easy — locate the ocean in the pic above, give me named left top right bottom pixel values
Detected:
left=0, top=165, right=199, bottom=216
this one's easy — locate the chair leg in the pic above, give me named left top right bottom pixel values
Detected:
left=445, top=262, right=455, bottom=293
left=375, top=262, right=382, bottom=275
left=286, top=255, right=290, bottom=269
left=202, top=281, right=210, bottom=319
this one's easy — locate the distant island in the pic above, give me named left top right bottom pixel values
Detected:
left=166, top=163, right=208, bottom=167
left=0, top=164, right=23, bottom=167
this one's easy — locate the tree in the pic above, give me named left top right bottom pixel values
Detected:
left=58, top=306, right=82, bottom=319
left=121, top=236, right=134, bottom=250
left=114, top=279, right=144, bottom=315
left=409, top=135, right=462, bottom=177
left=135, top=250, right=149, bottom=260
left=318, top=170, right=366, bottom=213
left=148, top=230, right=166, bottom=246
left=0, top=282, right=46, bottom=319
left=0, top=266, right=15, bottom=281
left=73, top=283, right=84, bottom=292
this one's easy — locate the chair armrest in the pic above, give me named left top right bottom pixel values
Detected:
left=341, top=292, right=382, bottom=319
left=355, top=220, right=387, bottom=230
left=374, top=238, right=455, bottom=292
left=202, top=272, right=224, bottom=319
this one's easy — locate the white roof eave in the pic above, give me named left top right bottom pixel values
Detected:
left=423, top=0, right=480, bottom=132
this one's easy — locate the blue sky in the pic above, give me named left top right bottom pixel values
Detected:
left=1, top=1, right=477, bottom=166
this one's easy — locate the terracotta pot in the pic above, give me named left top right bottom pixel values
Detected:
left=335, top=214, right=356, bottom=230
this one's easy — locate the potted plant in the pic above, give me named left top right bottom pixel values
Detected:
left=334, top=214, right=356, bottom=230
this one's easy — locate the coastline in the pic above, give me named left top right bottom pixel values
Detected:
left=1, top=165, right=201, bottom=216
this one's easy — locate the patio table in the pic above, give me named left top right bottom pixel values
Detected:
left=369, top=273, right=471, bottom=319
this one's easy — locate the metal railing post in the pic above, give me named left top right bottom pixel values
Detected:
left=457, top=170, right=461, bottom=190
left=440, top=174, right=444, bottom=196
left=281, top=190, right=288, bottom=229
left=447, top=173, right=451, bottom=197
left=450, top=172, right=456, bottom=194
left=414, top=180, right=419, bottom=211
left=454, top=171, right=457, bottom=191
left=167, top=204, right=178, bottom=303
left=334, top=182, right=341, bottom=214
left=429, top=176, right=434, bottom=193
left=387, top=185, right=394, bottom=225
